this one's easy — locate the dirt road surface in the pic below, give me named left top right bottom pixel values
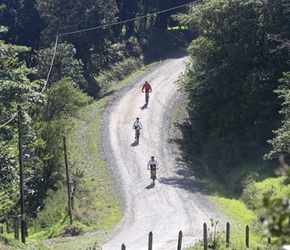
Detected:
left=101, top=55, right=229, bottom=250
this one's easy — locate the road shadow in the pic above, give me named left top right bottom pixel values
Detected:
left=145, top=182, right=155, bottom=189
left=140, top=103, right=148, bottom=110
left=131, top=141, right=139, bottom=147
left=158, top=169, right=205, bottom=194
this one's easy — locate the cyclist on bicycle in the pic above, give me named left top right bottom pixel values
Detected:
left=132, top=117, right=143, bottom=140
left=147, top=156, right=159, bottom=179
left=142, top=81, right=152, bottom=103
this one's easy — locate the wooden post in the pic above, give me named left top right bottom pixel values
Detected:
left=246, top=225, right=249, bottom=248
left=63, top=136, right=73, bottom=225
left=17, top=105, right=26, bottom=243
left=203, top=223, right=208, bottom=250
left=14, top=216, right=19, bottom=240
left=226, top=222, right=230, bottom=247
left=177, top=230, right=182, bottom=250
left=5, top=216, right=9, bottom=233
left=121, top=243, right=126, bottom=250
left=148, top=231, right=153, bottom=250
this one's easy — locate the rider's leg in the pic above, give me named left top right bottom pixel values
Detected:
left=145, top=90, right=149, bottom=102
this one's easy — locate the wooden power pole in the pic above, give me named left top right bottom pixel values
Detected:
left=63, top=136, right=73, bottom=225
left=17, top=105, right=26, bottom=243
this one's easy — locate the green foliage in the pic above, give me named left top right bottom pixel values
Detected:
left=36, top=42, right=87, bottom=90
left=265, top=72, right=290, bottom=160
left=35, top=0, right=118, bottom=45
left=237, top=173, right=290, bottom=248
left=30, top=188, right=67, bottom=232
left=95, top=57, right=143, bottom=94
left=25, top=78, right=92, bottom=215
left=0, top=1, right=44, bottom=50
left=0, top=43, right=43, bottom=105
left=35, top=0, right=119, bottom=97
left=179, top=0, right=290, bottom=177
left=85, top=241, right=102, bottom=250
left=0, top=29, right=45, bottom=217
left=91, top=38, right=144, bottom=95
left=45, top=77, right=92, bottom=120
left=0, top=235, right=50, bottom=250
left=241, top=178, right=259, bottom=211
left=258, top=172, right=290, bottom=246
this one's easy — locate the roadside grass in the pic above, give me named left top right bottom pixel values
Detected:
left=0, top=235, right=50, bottom=250
left=254, top=176, right=290, bottom=198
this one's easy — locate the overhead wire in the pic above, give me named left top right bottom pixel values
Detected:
left=0, top=111, right=19, bottom=128
left=41, top=35, right=59, bottom=94
left=58, top=1, right=199, bottom=37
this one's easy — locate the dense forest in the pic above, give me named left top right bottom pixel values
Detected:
left=181, top=0, right=290, bottom=178
left=1, top=0, right=290, bottom=248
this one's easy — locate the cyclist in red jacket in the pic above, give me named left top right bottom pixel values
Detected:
left=142, top=81, right=152, bottom=103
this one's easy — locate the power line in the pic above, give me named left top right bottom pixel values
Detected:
left=41, top=35, right=59, bottom=94
left=58, top=1, right=199, bottom=37
left=0, top=111, right=19, bottom=128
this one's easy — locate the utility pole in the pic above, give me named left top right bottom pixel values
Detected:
left=63, top=136, right=73, bottom=225
left=17, top=105, right=26, bottom=243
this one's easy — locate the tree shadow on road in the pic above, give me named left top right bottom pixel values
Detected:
left=158, top=169, right=204, bottom=194
left=168, top=117, right=237, bottom=198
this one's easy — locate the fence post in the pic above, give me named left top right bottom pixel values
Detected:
left=177, top=230, right=182, bottom=250
left=203, top=223, right=208, bottom=250
left=148, top=231, right=153, bottom=250
left=226, top=222, right=230, bottom=247
left=246, top=225, right=249, bottom=248
left=121, top=243, right=126, bottom=250
left=5, top=216, right=9, bottom=233
left=14, top=216, right=19, bottom=240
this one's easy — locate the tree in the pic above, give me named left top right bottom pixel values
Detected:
left=178, top=0, right=290, bottom=173
left=265, top=72, right=290, bottom=163
left=27, top=77, right=92, bottom=214
left=35, top=0, right=119, bottom=97
left=35, top=42, right=87, bottom=90
left=259, top=167, right=290, bottom=248
left=0, top=0, right=45, bottom=52
left=0, top=26, right=44, bottom=216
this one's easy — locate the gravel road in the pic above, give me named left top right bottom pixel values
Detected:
left=101, top=55, right=229, bottom=250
